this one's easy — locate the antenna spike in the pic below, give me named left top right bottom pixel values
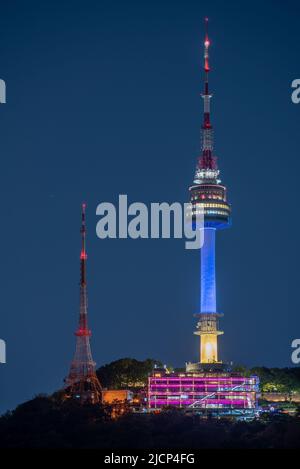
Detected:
left=192, top=18, right=219, bottom=183
left=80, top=203, right=87, bottom=259
left=204, top=17, right=210, bottom=75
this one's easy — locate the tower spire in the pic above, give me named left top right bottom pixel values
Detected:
left=77, top=203, right=90, bottom=336
left=194, top=18, right=219, bottom=183
left=80, top=202, right=87, bottom=284
left=65, top=204, right=102, bottom=404
left=203, top=17, right=211, bottom=122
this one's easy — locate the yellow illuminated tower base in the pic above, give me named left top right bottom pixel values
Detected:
left=194, top=313, right=223, bottom=363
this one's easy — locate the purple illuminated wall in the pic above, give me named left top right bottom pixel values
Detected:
left=148, top=373, right=259, bottom=411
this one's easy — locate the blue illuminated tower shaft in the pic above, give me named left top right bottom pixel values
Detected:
left=201, top=228, right=216, bottom=313
left=195, top=227, right=223, bottom=364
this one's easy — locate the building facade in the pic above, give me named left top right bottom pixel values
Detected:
left=148, top=369, right=259, bottom=416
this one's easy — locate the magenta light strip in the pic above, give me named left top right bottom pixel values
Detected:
left=150, top=376, right=251, bottom=382
left=149, top=384, right=254, bottom=388
left=149, top=400, right=249, bottom=406
left=149, top=394, right=253, bottom=397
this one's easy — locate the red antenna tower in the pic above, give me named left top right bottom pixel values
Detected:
left=196, top=17, right=218, bottom=177
left=65, top=203, right=102, bottom=404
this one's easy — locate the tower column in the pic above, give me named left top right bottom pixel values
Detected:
left=200, top=227, right=216, bottom=313
left=196, top=229, right=223, bottom=363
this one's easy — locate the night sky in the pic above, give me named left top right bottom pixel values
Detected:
left=1, top=0, right=300, bottom=414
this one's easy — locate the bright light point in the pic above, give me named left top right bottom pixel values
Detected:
left=205, top=342, right=213, bottom=359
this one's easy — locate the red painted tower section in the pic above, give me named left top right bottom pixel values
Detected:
left=198, top=17, right=218, bottom=173
left=65, top=204, right=102, bottom=404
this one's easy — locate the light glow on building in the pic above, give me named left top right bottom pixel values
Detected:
left=148, top=371, right=259, bottom=412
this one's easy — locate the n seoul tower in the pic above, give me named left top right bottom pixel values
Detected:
left=148, top=23, right=259, bottom=414
left=188, top=18, right=231, bottom=366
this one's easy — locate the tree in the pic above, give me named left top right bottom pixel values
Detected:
left=96, top=357, right=162, bottom=389
left=251, top=367, right=300, bottom=395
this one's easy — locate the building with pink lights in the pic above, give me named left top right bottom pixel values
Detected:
left=148, top=369, right=259, bottom=417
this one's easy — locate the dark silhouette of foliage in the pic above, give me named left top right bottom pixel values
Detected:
left=249, top=367, right=300, bottom=393
left=0, top=398, right=300, bottom=448
left=96, top=358, right=162, bottom=389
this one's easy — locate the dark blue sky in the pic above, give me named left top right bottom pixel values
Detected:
left=1, top=0, right=300, bottom=413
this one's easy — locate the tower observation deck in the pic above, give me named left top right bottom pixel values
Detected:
left=187, top=18, right=231, bottom=367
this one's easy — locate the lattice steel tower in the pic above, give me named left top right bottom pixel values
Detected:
left=188, top=19, right=231, bottom=366
left=65, top=204, right=102, bottom=403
